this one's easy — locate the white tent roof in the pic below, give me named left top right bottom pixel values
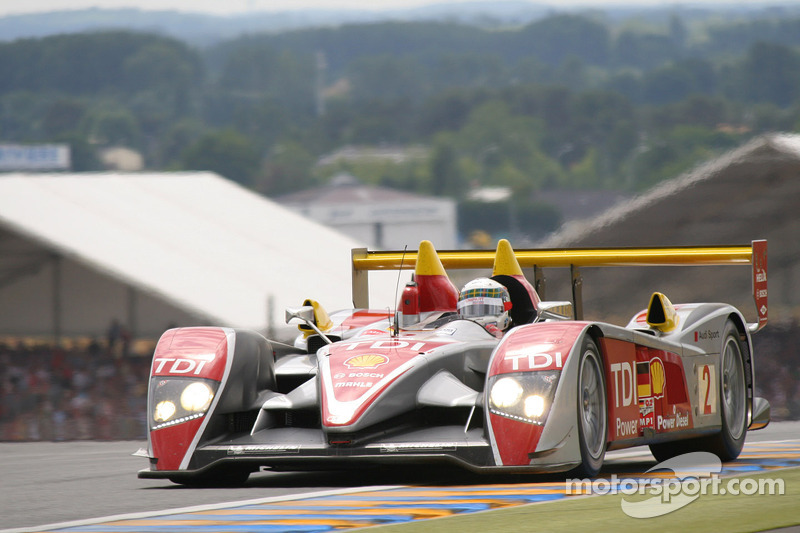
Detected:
left=0, top=172, right=402, bottom=339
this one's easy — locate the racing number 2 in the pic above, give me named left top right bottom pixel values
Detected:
left=698, top=364, right=717, bottom=415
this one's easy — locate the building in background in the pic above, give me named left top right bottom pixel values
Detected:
left=277, top=172, right=458, bottom=250
left=0, top=144, right=70, bottom=171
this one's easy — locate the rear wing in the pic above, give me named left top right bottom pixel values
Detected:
left=351, top=240, right=768, bottom=332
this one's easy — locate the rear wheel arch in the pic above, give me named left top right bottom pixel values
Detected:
left=728, top=313, right=753, bottom=378
left=725, top=313, right=753, bottom=424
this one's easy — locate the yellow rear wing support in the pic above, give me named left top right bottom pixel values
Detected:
left=351, top=240, right=768, bottom=331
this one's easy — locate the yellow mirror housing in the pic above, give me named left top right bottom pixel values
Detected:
left=646, top=292, right=679, bottom=333
left=297, top=299, right=333, bottom=333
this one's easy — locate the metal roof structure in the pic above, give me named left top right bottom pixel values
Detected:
left=0, top=172, right=400, bottom=341
left=537, top=133, right=800, bottom=322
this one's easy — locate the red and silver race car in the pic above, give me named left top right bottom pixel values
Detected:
left=138, top=239, right=770, bottom=485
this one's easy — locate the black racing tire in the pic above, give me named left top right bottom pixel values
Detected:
left=650, top=320, right=748, bottom=463
left=648, top=436, right=693, bottom=463
left=570, top=336, right=607, bottom=477
left=703, top=320, right=748, bottom=460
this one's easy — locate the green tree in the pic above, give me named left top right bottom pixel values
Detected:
left=55, top=132, right=101, bottom=171
left=43, top=99, right=86, bottom=138
left=123, top=42, right=202, bottom=93
left=631, top=125, right=738, bottom=190
left=85, top=108, right=141, bottom=147
left=347, top=55, right=426, bottom=101
left=453, top=100, right=564, bottom=193
left=430, top=135, right=461, bottom=196
left=738, top=42, right=800, bottom=106
left=514, top=15, right=610, bottom=67
left=257, top=140, right=316, bottom=195
left=217, top=45, right=315, bottom=117
left=181, top=129, right=261, bottom=186
left=157, top=118, right=205, bottom=168
left=642, top=65, right=695, bottom=105
left=613, top=31, right=677, bottom=70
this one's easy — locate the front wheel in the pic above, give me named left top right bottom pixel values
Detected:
left=572, top=337, right=607, bottom=477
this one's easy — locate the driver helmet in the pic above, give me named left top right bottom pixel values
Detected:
left=457, top=278, right=512, bottom=332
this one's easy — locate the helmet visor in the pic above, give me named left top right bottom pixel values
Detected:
left=457, top=287, right=508, bottom=319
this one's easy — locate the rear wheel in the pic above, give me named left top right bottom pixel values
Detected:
left=706, top=321, right=748, bottom=460
left=649, top=320, right=747, bottom=463
left=572, top=337, right=607, bottom=477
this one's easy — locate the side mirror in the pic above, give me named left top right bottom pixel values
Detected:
left=285, top=306, right=333, bottom=345
left=535, top=301, right=574, bottom=322
left=285, top=306, right=316, bottom=325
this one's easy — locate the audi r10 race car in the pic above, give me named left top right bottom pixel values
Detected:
left=137, top=239, right=771, bottom=485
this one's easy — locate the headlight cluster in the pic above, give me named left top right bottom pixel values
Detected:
left=488, top=371, right=560, bottom=425
left=149, top=378, right=218, bottom=430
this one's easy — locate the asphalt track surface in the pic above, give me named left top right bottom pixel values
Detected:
left=1, top=421, right=798, bottom=532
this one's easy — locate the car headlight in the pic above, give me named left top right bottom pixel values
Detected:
left=180, top=382, right=214, bottom=412
left=524, top=394, right=546, bottom=418
left=488, top=371, right=560, bottom=425
left=489, top=377, right=523, bottom=408
left=149, top=378, right=218, bottom=430
left=154, top=400, right=176, bottom=422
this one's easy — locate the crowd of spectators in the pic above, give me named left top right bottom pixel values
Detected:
left=0, top=319, right=798, bottom=442
left=752, top=318, right=800, bottom=421
left=0, top=337, right=150, bottom=441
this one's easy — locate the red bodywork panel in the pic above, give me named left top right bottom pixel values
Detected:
left=753, top=239, right=768, bottom=330
left=487, top=323, right=695, bottom=466
left=151, top=327, right=229, bottom=381
left=151, top=418, right=205, bottom=471
left=149, top=327, right=229, bottom=470
left=340, top=311, right=394, bottom=332
left=490, top=414, right=544, bottom=465
left=321, top=336, right=452, bottom=427
left=416, top=273, right=459, bottom=313
left=489, top=322, right=586, bottom=376
left=487, top=323, right=586, bottom=465
left=601, top=338, right=693, bottom=442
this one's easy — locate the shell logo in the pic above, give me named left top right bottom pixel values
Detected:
left=344, top=354, right=389, bottom=369
left=650, top=358, right=666, bottom=398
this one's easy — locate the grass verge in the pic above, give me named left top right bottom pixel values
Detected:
left=362, top=468, right=800, bottom=532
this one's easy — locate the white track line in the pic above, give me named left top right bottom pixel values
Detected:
left=5, top=438, right=796, bottom=533
left=0, top=484, right=405, bottom=533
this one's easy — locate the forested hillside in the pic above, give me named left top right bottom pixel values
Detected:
left=2, top=11, right=800, bottom=238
